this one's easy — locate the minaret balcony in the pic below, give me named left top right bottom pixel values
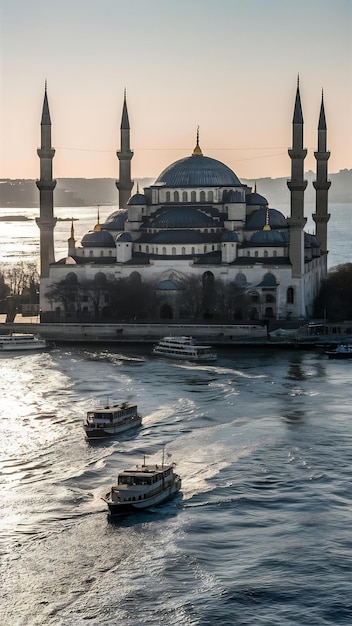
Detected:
left=288, top=148, right=307, bottom=159
left=312, top=180, right=331, bottom=191
left=314, top=151, right=330, bottom=161
left=287, top=180, right=308, bottom=192
left=116, top=150, right=133, bottom=160
left=37, top=148, right=56, bottom=158
left=36, top=179, right=57, bottom=191
left=312, top=214, right=331, bottom=224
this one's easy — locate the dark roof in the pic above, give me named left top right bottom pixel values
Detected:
left=245, top=208, right=287, bottom=230
left=127, top=193, right=146, bottom=205
left=256, top=272, right=279, bottom=287
left=250, top=230, right=288, bottom=244
left=148, top=230, right=206, bottom=244
left=81, top=230, right=114, bottom=247
left=149, top=206, right=218, bottom=229
left=247, top=192, right=268, bottom=206
left=115, top=232, right=132, bottom=242
left=103, top=209, right=128, bottom=230
left=221, top=231, right=239, bottom=242
left=154, top=154, right=241, bottom=187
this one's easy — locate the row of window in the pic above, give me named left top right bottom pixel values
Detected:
left=165, top=190, right=214, bottom=202
left=80, top=246, right=282, bottom=258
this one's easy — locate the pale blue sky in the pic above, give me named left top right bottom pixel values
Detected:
left=1, top=0, right=351, bottom=180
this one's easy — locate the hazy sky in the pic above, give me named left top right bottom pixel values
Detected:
left=1, top=0, right=351, bottom=182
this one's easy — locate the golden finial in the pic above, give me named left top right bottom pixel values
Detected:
left=136, top=181, right=139, bottom=194
left=254, top=181, right=257, bottom=193
left=93, top=206, right=101, bottom=232
left=192, top=125, right=203, bottom=156
left=263, top=205, right=271, bottom=231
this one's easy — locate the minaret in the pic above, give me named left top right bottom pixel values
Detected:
left=312, top=91, right=330, bottom=260
left=36, top=82, right=57, bottom=278
left=68, top=219, right=76, bottom=257
left=116, top=90, right=133, bottom=209
left=286, top=77, right=307, bottom=313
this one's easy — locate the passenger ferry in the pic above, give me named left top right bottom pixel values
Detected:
left=0, top=333, right=49, bottom=351
left=83, top=401, right=142, bottom=439
left=152, top=336, right=217, bottom=362
left=102, top=452, right=182, bottom=515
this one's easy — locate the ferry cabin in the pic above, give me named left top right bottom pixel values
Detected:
left=110, top=465, right=175, bottom=503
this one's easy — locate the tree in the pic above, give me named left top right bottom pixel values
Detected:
left=314, top=263, right=352, bottom=321
left=45, top=274, right=79, bottom=317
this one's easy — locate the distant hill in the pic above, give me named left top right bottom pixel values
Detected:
left=0, top=171, right=351, bottom=208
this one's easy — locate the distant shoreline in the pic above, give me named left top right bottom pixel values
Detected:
left=0, top=215, right=78, bottom=222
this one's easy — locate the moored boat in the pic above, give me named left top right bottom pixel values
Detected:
left=152, top=336, right=217, bottom=362
left=83, top=401, right=142, bottom=439
left=325, top=344, right=352, bottom=359
left=0, top=333, right=49, bottom=351
left=102, top=452, right=182, bottom=515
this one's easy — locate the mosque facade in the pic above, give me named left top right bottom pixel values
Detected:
left=36, top=81, right=330, bottom=323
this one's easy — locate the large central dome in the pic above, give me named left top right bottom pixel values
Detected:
left=155, top=154, right=241, bottom=188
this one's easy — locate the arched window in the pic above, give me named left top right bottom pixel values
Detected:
left=203, top=271, right=214, bottom=287
left=109, top=250, right=112, bottom=256
left=174, top=191, right=179, bottom=202
left=208, top=191, right=213, bottom=202
left=166, top=191, right=170, bottom=202
left=172, top=247, right=176, bottom=255
left=146, top=245, right=149, bottom=253
left=89, top=250, right=93, bottom=257
left=100, top=250, right=104, bottom=256
left=162, top=247, right=166, bottom=255
left=287, top=287, right=294, bottom=304
left=264, top=250, right=268, bottom=257
left=191, top=191, right=196, bottom=202
left=182, top=247, right=186, bottom=255
left=204, top=245, right=207, bottom=253
left=273, top=250, right=277, bottom=257
left=255, top=251, right=258, bottom=258
left=129, top=271, right=141, bottom=284
left=200, top=191, right=205, bottom=202
left=82, top=250, right=85, bottom=256
left=191, top=247, right=195, bottom=254
left=247, top=251, right=250, bottom=257
left=182, top=191, right=187, bottom=202
left=265, top=307, right=274, bottom=318
left=235, top=272, right=247, bottom=287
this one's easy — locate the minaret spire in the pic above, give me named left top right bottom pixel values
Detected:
left=313, top=90, right=331, bottom=261
left=192, top=125, right=203, bottom=156
left=116, top=90, right=134, bottom=208
left=36, top=82, right=57, bottom=290
left=287, top=77, right=307, bottom=313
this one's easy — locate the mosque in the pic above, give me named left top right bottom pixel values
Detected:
left=36, top=80, right=330, bottom=323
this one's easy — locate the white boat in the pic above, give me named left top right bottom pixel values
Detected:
left=325, top=344, right=352, bottom=359
left=102, top=452, right=182, bottom=515
left=152, top=336, right=217, bottom=362
left=0, top=333, right=49, bottom=351
left=83, top=401, right=142, bottom=439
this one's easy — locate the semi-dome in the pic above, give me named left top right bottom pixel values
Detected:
left=150, top=230, right=205, bottom=244
left=247, top=192, right=268, bottom=206
left=127, top=193, right=146, bottom=205
left=250, top=230, right=287, bottom=244
left=245, top=208, right=287, bottom=230
left=221, top=231, right=239, bottom=242
left=115, top=232, right=133, bottom=242
left=81, top=230, right=114, bottom=247
left=149, top=207, right=217, bottom=229
left=154, top=154, right=241, bottom=187
left=103, top=209, right=128, bottom=230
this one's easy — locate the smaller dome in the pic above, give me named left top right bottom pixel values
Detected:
left=221, top=231, right=239, bottom=242
left=103, top=209, right=128, bottom=230
left=149, top=207, right=217, bottom=229
left=245, top=208, right=287, bottom=230
left=127, top=193, right=146, bottom=206
left=247, top=192, right=268, bottom=206
left=115, top=232, right=133, bottom=242
left=304, top=232, right=321, bottom=247
left=250, top=230, right=287, bottom=244
left=81, top=230, right=114, bottom=247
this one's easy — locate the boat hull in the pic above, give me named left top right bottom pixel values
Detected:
left=152, top=349, right=217, bottom=362
left=105, top=477, right=182, bottom=516
left=84, top=416, right=142, bottom=440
